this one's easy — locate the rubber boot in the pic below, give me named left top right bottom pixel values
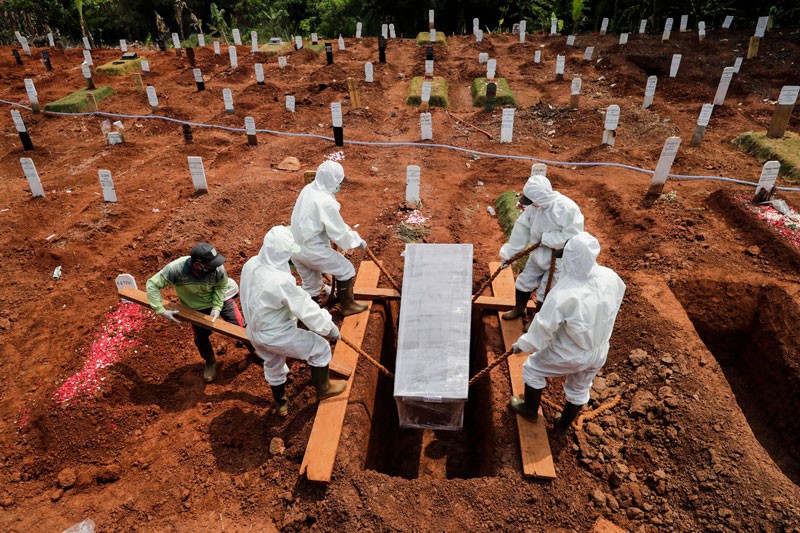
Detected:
left=337, top=278, right=368, bottom=317
left=508, top=385, right=543, bottom=421
left=522, top=302, right=543, bottom=332
left=203, top=357, right=218, bottom=383
left=556, top=402, right=584, bottom=432
left=502, top=290, right=532, bottom=321
left=310, top=365, right=347, bottom=400
left=270, top=383, right=289, bottom=417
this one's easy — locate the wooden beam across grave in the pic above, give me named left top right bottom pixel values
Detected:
left=489, top=261, right=556, bottom=480
left=300, top=261, right=381, bottom=482
left=117, top=286, right=354, bottom=378
left=473, top=295, right=539, bottom=312
left=353, top=286, right=400, bottom=301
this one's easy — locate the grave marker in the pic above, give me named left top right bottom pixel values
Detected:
left=473, top=18, right=480, bottom=35
left=420, top=112, right=432, bottom=140
left=713, top=67, right=735, bottom=106
left=487, top=59, right=497, bottom=80
left=643, top=75, right=657, bottom=109
left=356, top=22, right=362, bottom=39
left=534, top=50, right=541, bottom=63
left=600, top=18, right=609, bottom=35
left=182, top=124, right=193, bottom=143
left=83, top=49, right=93, bottom=66
left=187, top=156, right=208, bottom=193
left=602, top=104, right=620, bottom=146
left=485, top=82, right=497, bottom=111
left=619, top=33, right=629, bottom=45
left=251, top=31, right=258, bottom=53
left=478, top=53, right=488, bottom=64
left=286, top=95, right=295, bottom=112
left=532, top=163, right=547, bottom=176
left=186, top=46, right=196, bottom=68
left=229, top=45, right=238, bottom=68
left=146, top=85, right=158, bottom=111
left=583, top=46, right=594, bottom=61
left=749, top=16, right=769, bottom=58
left=519, top=20, right=527, bottom=43
left=753, top=161, right=780, bottom=202
left=680, top=15, right=688, bottom=32
left=338, top=35, right=345, bottom=50
left=722, top=16, right=733, bottom=29
left=389, top=24, right=396, bottom=39
left=429, top=9, right=435, bottom=30
left=426, top=45, right=433, bottom=61
left=347, top=78, right=361, bottom=109
left=232, top=29, right=242, bottom=45
left=325, top=42, right=333, bottom=65
left=662, top=18, right=673, bottom=41
left=754, top=16, right=769, bottom=37
left=430, top=29, right=436, bottom=43
left=550, top=18, right=558, bottom=36
left=698, top=21, right=706, bottom=42
left=331, top=102, right=343, bottom=146
left=570, top=77, right=582, bottom=108
left=41, top=50, right=52, bottom=71
left=365, top=62, right=373, bottom=82
left=669, top=54, right=681, bottom=77
left=420, top=81, right=432, bottom=111
left=85, top=92, right=98, bottom=112
left=379, top=36, right=387, bottom=63
left=382, top=24, right=388, bottom=39
left=644, top=136, right=681, bottom=201
left=140, top=59, right=150, bottom=73
left=11, top=109, right=34, bottom=150
left=767, top=85, right=799, bottom=139
left=12, top=49, right=23, bottom=65
left=193, top=68, right=205, bottom=91
left=120, top=39, right=128, bottom=52
left=690, top=103, right=714, bottom=146
left=198, top=34, right=206, bottom=47
left=98, top=169, right=117, bottom=202
left=566, top=35, right=575, bottom=46
left=223, top=88, right=234, bottom=113
left=255, top=63, right=265, bottom=84
left=245, top=116, right=257, bottom=145
left=133, top=73, right=144, bottom=93
left=639, top=19, right=647, bottom=34
left=20, top=157, right=44, bottom=197
left=555, top=55, right=565, bottom=80
left=406, top=165, right=421, bottom=203
left=24, top=78, right=39, bottom=113
left=278, top=56, right=287, bottom=68
left=82, top=63, right=95, bottom=90
left=172, top=33, right=182, bottom=57
left=115, top=274, right=138, bottom=302
left=213, top=41, right=221, bottom=55
left=48, top=33, right=55, bottom=47
left=500, top=108, right=515, bottom=143
left=295, top=36, right=303, bottom=50
left=425, top=59, right=434, bottom=77
left=476, top=30, right=483, bottom=43
left=733, top=57, right=743, bottom=73
left=312, top=32, right=319, bottom=45
left=83, top=37, right=91, bottom=50
left=157, top=39, right=166, bottom=51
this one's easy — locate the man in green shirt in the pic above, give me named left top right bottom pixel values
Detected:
left=146, top=242, right=253, bottom=382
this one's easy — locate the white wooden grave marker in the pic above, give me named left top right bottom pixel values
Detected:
left=722, top=16, right=734, bottom=29
left=602, top=104, right=620, bottom=146
left=473, top=18, right=479, bottom=35
left=83, top=49, right=93, bottom=66
left=251, top=31, right=258, bottom=52
left=245, top=116, right=257, bottom=145
left=420, top=112, right=432, bottom=140
left=486, top=59, right=496, bottom=80
left=187, top=156, right=208, bottom=192
left=310, top=32, right=318, bottom=44
left=425, top=59, right=434, bottom=76
left=662, top=18, right=673, bottom=41
left=338, top=35, right=345, bottom=50
left=141, top=59, right=150, bottom=72
left=18, top=35, right=31, bottom=55
left=98, top=169, right=117, bottom=202
left=566, top=35, right=575, bottom=46
left=755, top=16, right=768, bottom=38
left=570, top=77, right=582, bottom=108
left=754, top=161, right=781, bottom=201
left=389, top=24, right=396, bottom=39
left=223, top=88, right=234, bottom=113
left=198, top=34, right=206, bottom=47
left=550, top=18, right=558, bottom=35
left=116, top=274, right=138, bottom=301
left=639, top=19, right=647, bottom=34
left=295, top=35, right=303, bottom=49
left=690, top=103, right=714, bottom=146
left=733, top=57, right=743, bottom=73
left=430, top=29, right=436, bottom=43
left=356, top=22, right=362, bottom=39
left=669, top=54, right=681, bottom=77
left=420, top=81, right=432, bottom=104
left=48, top=33, right=55, bottom=47
left=531, top=163, right=547, bottom=177
left=767, top=86, right=800, bottom=138
left=476, top=29, right=483, bottom=43
left=83, top=37, right=91, bottom=50
left=20, top=158, right=45, bottom=197
left=643, top=75, right=658, bottom=108
left=365, top=62, right=373, bottom=82
left=286, top=95, right=295, bottom=112
left=146, top=85, right=158, bottom=110
left=229, top=45, right=238, bottom=68
left=120, top=39, right=128, bottom=52
left=213, top=41, right=221, bottom=55
left=698, top=21, right=706, bottom=42
left=278, top=56, right=287, bottom=68
left=583, top=46, right=594, bottom=61
left=680, top=15, right=688, bottom=32
left=172, top=33, right=181, bottom=50
left=534, top=50, right=541, bottom=63
left=255, top=63, right=265, bottom=83
left=556, top=55, right=565, bottom=77
left=331, top=102, right=343, bottom=127
left=713, top=67, right=735, bottom=106
left=24, top=79, right=39, bottom=112
left=500, top=108, right=515, bottom=143
left=382, top=24, right=388, bottom=39
left=645, top=136, right=681, bottom=200
left=429, top=9, right=434, bottom=26
left=478, top=52, right=488, bottom=64
left=519, top=20, right=526, bottom=42
left=406, top=165, right=421, bottom=203
left=600, top=18, right=609, bottom=35
left=11, top=109, right=26, bottom=133
left=232, top=29, right=242, bottom=45
left=193, top=68, right=204, bottom=90
left=619, top=33, right=629, bottom=45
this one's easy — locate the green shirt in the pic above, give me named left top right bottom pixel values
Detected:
left=145, top=256, right=228, bottom=314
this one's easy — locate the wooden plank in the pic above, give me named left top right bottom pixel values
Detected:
left=354, top=286, right=400, bottom=301
left=473, top=295, right=539, bottom=312
left=300, top=261, right=381, bottom=482
left=118, top=286, right=352, bottom=378
left=490, top=261, right=556, bottom=480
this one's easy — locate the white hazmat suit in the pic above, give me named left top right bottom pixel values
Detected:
left=240, top=226, right=339, bottom=386
left=291, top=160, right=364, bottom=297
left=514, top=232, right=626, bottom=405
left=500, top=174, right=584, bottom=301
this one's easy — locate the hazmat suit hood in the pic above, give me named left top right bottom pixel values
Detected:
left=522, top=174, right=559, bottom=207
left=562, top=231, right=600, bottom=279
left=312, top=160, right=345, bottom=195
left=258, top=226, right=301, bottom=271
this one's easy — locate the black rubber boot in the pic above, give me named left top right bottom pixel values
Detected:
left=203, top=357, right=218, bottom=383
left=509, top=385, right=543, bottom=421
left=337, top=278, right=367, bottom=317
left=522, top=302, right=543, bottom=332
left=310, top=365, right=347, bottom=400
left=556, top=402, right=584, bottom=431
left=502, top=289, right=532, bottom=321
left=270, top=384, right=289, bottom=417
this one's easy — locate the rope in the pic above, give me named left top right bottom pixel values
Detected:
left=364, top=247, right=401, bottom=292
left=338, top=335, right=394, bottom=379
left=469, top=348, right=513, bottom=386
left=3, top=98, right=799, bottom=192
left=472, top=243, right=539, bottom=302
left=542, top=251, right=558, bottom=299
left=575, top=394, right=621, bottom=431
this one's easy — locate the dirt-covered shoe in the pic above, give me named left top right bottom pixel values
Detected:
left=203, top=360, right=218, bottom=383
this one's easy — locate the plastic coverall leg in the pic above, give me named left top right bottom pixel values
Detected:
left=292, top=248, right=356, bottom=297
left=515, top=250, right=562, bottom=302
left=522, top=350, right=603, bottom=405
left=250, top=327, right=332, bottom=386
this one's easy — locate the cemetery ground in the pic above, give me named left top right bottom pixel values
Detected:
left=1, top=29, right=800, bottom=533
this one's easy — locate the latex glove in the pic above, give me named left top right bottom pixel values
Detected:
left=160, top=309, right=180, bottom=323
left=210, top=309, right=221, bottom=322
left=511, top=342, right=523, bottom=354
left=327, top=324, right=341, bottom=340
left=499, top=261, right=510, bottom=270
left=358, top=240, right=368, bottom=251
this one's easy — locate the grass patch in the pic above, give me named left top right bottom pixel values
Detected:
left=495, top=191, right=527, bottom=272
left=305, top=42, right=326, bottom=53
left=96, top=57, right=143, bottom=75
left=396, top=222, right=430, bottom=243
left=406, top=76, right=449, bottom=108
left=259, top=42, right=294, bottom=55
left=43, top=86, right=116, bottom=113
left=416, top=32, right=447, bottom=46
left=734, top=131, right=800, bottom=183
left=471, top=78, right=518, bottom=107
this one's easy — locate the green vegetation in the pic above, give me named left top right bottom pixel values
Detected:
left=406, top=76, right=449, bottom=108
left=415, top=32, right=446, bottom=46
left=259, top=41, right=294, bottom=55
left=495, top=191, right=527, bottom=272
left=396, top=221, right=429, bottom=243
left=43, top=86, right=115, bottom=113
left=96, top=57, right=142, bottom=75
left=734, top=131, right=800, bottom=183
left=471, top=78, right=518, bottom=107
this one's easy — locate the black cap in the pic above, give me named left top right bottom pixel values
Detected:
left=190, top=243, right=226, bottom=268
left=519, top=194, right=533, bottom=206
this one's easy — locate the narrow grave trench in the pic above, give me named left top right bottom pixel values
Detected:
left=672, top=280, right=800, bottom=486
left=359, top=303, right=497, bottom=480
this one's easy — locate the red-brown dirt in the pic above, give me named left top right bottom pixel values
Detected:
left=1, top=29, right=800, bottom=532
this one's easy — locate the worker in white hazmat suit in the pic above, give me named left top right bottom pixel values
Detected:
left=499, top=169, right=584, bottom=329
left=240, top=226, right=345, bottom=417
left=291, top=160, right=368, bottom=317
left=509, top=232, right=626, bottom=431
